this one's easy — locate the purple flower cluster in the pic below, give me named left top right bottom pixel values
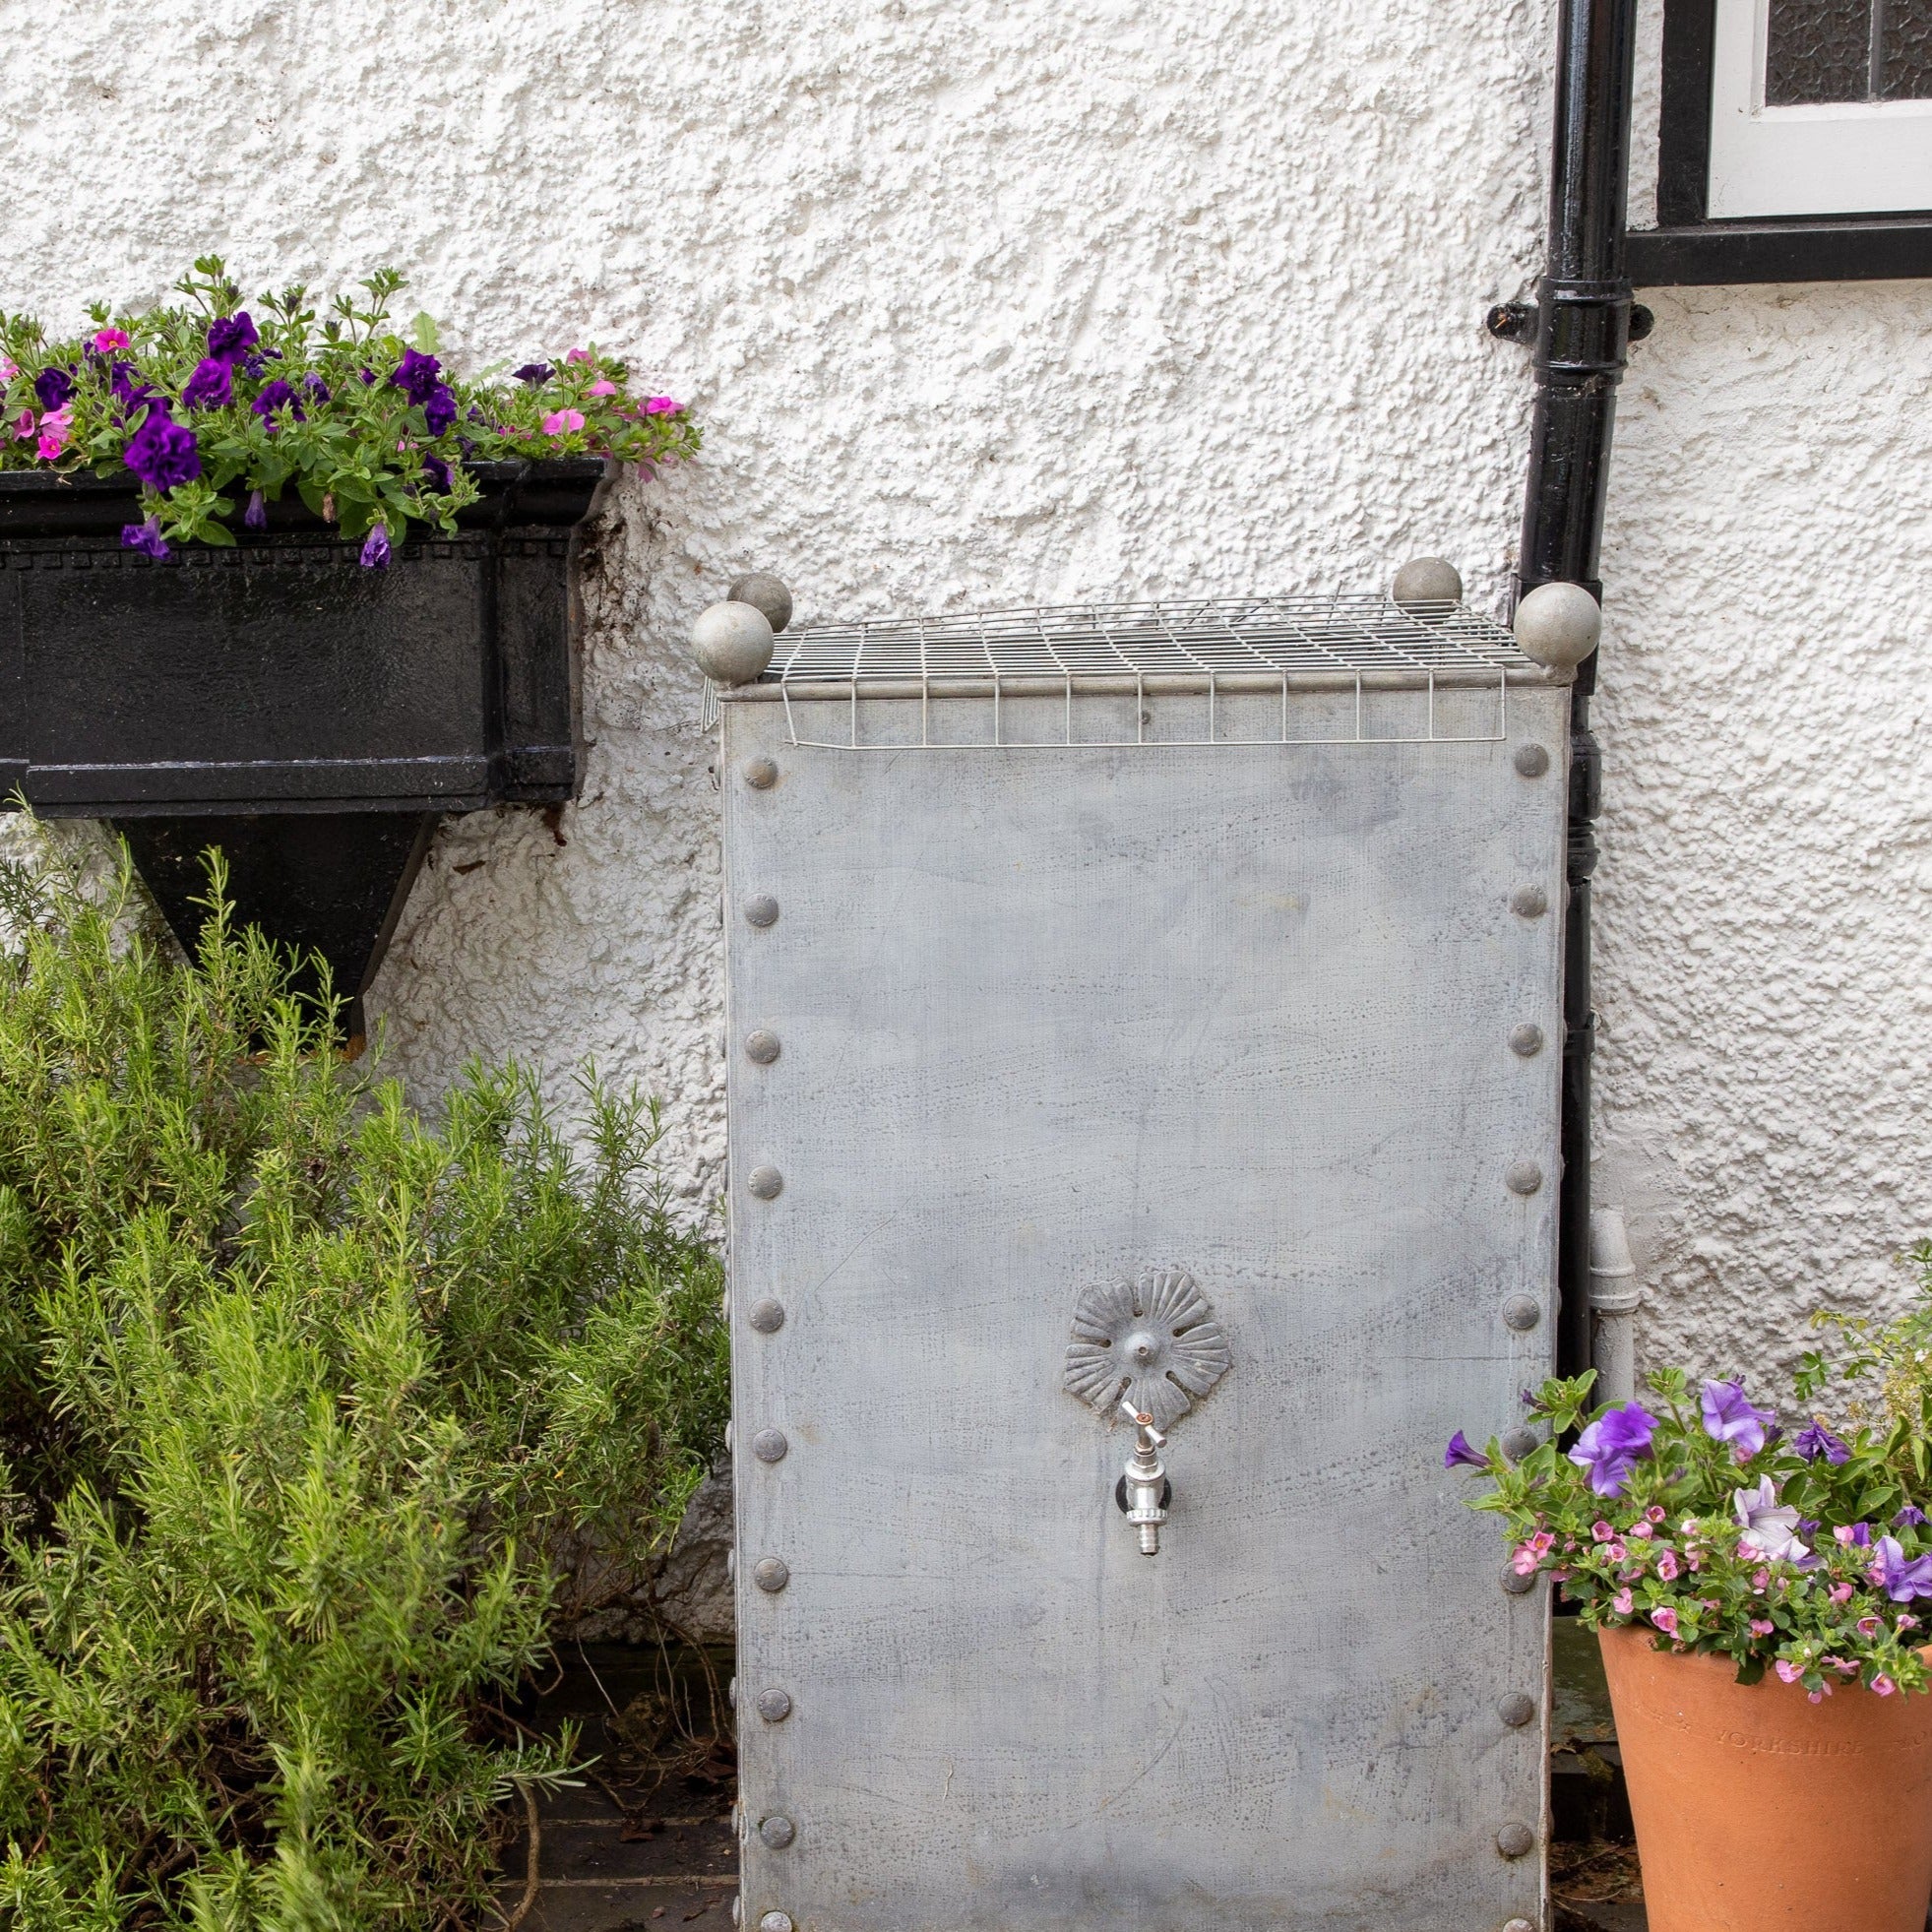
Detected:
left=389, top=347, right=456, bottom=436
left=33, top=367, right=74, bottom=411
left=122, top=403, right=201, bottom=491
left=1702, top=1379, right=1777, bottom=1459
left=206, top=312, right=258, bottom=364
left=119, top=514, right=170, bottom=560
left=1567, top=1401, right=1657, bottom=1498
left=1794, top=1421, right=1852, bottom=1465
left=181, top=358, right=233, bottom=410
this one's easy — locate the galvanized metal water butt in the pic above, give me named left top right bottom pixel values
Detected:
left=710, top=590, right=1572, bottom=1932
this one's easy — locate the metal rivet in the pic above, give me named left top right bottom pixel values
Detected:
left=1513, top=743, right=1550, bottom=779
left=759, top=1914, right=794, bottom=1932
left=724, top=1421, right=734, bottom=1453
left=1502, top=1426, right=1540, bottom=1461
left=1506, top=1160, right=1543, bottom=1196
left=744, top=758, right=779, bottom=789
left=744, top=895, right=779, bottom=928
left=756, top=1687, right=793, bottom=1723
left=748, top=1165, right=783, bottom=1200
left=1510, top=885, right=1548, bottom=919
left=752, top=1428, right=789, bottom=1464
left=730, top=1899, right=742, bottom=1929
left=1498, top=1692, right=1536, bottom=1728
left=753, top=1556, right=790, bottom=1593
left=728, top=1676, right=739, bottom=1710
left=1504, top=1920, right=1536, bottom=1932
left=759, top=1815, right=796, bottom=1850
left=1509, top=1023, right=1544, bottom=1057
left=1501, top=1564, right=1537, bottom=1594
left=1502, top=1295, right=1541, bottom=1332
left=747, top=1298, right=785, bottom=1334
left=745, top=1029, right=780, bottom=1065
left=1496, top=1821, right=1536, bottom=1860
left=725, top=1549, right=736, bottom=1581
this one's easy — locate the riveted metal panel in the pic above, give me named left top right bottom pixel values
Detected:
left=722, top=687, right=1567, bottom=1932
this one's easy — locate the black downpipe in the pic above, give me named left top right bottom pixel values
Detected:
left=1513, top=0, right=1640, bottom=1387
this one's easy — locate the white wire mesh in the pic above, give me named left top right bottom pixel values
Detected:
left=703, top=592, right=1541, bottom=750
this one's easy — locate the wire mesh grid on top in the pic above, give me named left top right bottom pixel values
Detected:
left=702, top=592, right=1543, bottom=750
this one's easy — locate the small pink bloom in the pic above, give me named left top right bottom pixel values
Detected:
left=1808, top=1688, right=1828, bottom=1703
left=1776, top=1659, right=1803, bottom=1683
left=1901, top=1615, right=1921, bottom=1632
left=1652, top=1607, right=1679, bottom=1636
left=1687, top=1550, right=1704, bottom=1571
left=1749, top=1618, right=1775, bottom=1637
left=1647, top=1506, right=1666, bottom=1524
left=565, top=347, right=594, bottom=364
left=1630, top=1522, right=1653, bottom=1539
left=1511, top=1543, right=1540, bottom=1577
left=1551, top=1566, right=1574, bottom=1583
left=1751, top=1569, right=1770, bottom=1592
left=642, top=395, right=680, bottom=414
left=1858, top=1616, right=1882, bottom=1638
left=1832, top=1583, right=1855, bottom=1604
left=34, top=405, right=71, bottom=459
left=1605, top=1540, right=1628, bottom=1563
left=92, top=327, right=130, bottom=353
left=1527, top=1530, right=1556, bottom=1556
left=14, top=407, right=36, bottom=441
left=1612, top=1587, right=1635, bottom=1615
left=1591, top=1521, right=1615, bottom=1543
left=1656, top=1550, right=1680, bottom=1581
left=586, top=379, right=617, bottom=396
left=1875, top=1674, right=1898, bottom=1697
left=0, top=354, right=16, bottom=380
left=542, top=408, right=586, bottom=435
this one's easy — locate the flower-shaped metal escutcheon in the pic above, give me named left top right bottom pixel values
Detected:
left=1064, top=1267, right=1232, bottom=1431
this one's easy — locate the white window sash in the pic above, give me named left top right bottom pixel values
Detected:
left=1708, top=0, right=1932, bottom=218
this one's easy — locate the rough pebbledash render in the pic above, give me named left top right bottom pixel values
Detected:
left=0, top=0, right=1926, bottom=1404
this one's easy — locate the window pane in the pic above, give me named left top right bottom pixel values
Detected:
left=1767, top=0, right=1874, bottom=102
left=1881, top=0, right=1932, bottom=96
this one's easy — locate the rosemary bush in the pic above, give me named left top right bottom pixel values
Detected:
left=0, top=843, right=726, bottom=1928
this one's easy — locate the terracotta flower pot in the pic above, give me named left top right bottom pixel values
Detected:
left=1598, top=1622, right=1932, bottom=1931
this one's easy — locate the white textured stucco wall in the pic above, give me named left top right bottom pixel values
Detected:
left=3, top=0, right=1926, bottom=1383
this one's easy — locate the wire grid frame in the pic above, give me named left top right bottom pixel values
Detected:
left=702, top=592, right=1540, bottom=750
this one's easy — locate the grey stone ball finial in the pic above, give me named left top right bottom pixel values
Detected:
left=691, top=600, right=777, bottom=686
left=728, top=572, right=793, bottom=635
left=1392, top=557, right=1464, bottom=609
left=1513, top=581, right=1601, bottom=669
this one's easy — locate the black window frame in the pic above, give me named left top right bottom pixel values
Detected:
left=1628, top=0, right=1932, bottom=284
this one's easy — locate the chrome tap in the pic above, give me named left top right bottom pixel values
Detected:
left=1117, top=1398, right=1169, bottom=1555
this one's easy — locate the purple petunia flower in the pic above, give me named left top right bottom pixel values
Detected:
left=359, top=523, right=391, bottom=570
left=1567, top=1401, right=1658, bottom=1498
left=302, top=374, right=331, bottom=405
left=121, top=406, right=201, bottom=490
left=1793, top=1421, right=1851, bottom=1465
left=119, top=515, right=169, bottom=560
left=181, top=357, right=233, bottom=410
left=1897, top=1506, right=1929, bottom=1528
left=420, top=454, right=452, bottom=492
left=244, top=488, right=267, bottom=530
left=206, top=312, right=259, bottom=364
left=1836, top=1522, right=1874, bottom=1547
left=251, top=379, right=302, bottom=425
left=240, top=347, right=281, bottom=382
left=390, top=347, right=443, bottom=405
left=1734, top=1475, right=1810, bottom=1562
left=1873, top=1535, right=1932, bottom=1602
left=423, top=383, right=457, bottom=436
left=33, top=367, right=73, bottom=411
left=512, top=362, right=554, bottom=386
left=358, top=367, right=377, bottom=384
left=1444, top=1430, right=1486, bottom=1471
left=1702, top=1379, right=1776, bottom=1460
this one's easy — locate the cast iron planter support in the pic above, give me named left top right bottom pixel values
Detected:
left=0, top=458, right=608, bottom=1037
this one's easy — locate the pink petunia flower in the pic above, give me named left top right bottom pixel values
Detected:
left=1749, top=1618, right=1775, bottom=1636
left=642, top=395, right=680, bottom=414
left=1652, top=1607, right=1679, bottom=1636
left=1591, top=1521, right=1615, bottom=1543
left=1831, top=1583, right=1855, bottom=1604
left=542, top=408, right=587, bottom=435
left=1752, top=1569, right=1771, bottom=1592
left=586, top=379, right=617, bottom=396
left=92, top=328, right=131, bottom=353
left=1874, top=1674, right=1898, bottom=1696
left=1656, top=1550, right=1680, bottom=1581
left=1648, top=1506, right=1666, bottom=1524
left=1808, top=1688, right=1829, bottom=1703
left=565, top=347, right=594, bottom=364
left=1776, top=1659, right=1804, bottom=1683
left=34, top=405, right=71, bottom=459
left=1611, top=1587, right=1635, bottom=1615
left=13, top=407, right=35, bottom=441
left=0, top=354, right=16, bottom=380
left=1511, top=1542, right=1541, bottom=1577
left=1858, top=1616, right=1882, bottom=1637
left=1901, top=1615, right=1921, bottom=1632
